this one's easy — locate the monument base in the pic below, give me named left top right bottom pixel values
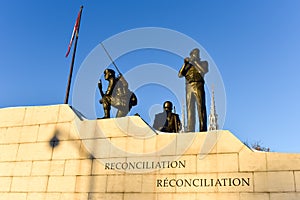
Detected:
left=0, top=104, right=300, bottom=199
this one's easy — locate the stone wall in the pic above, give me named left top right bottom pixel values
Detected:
left=0, top=104, right=300, bottom=200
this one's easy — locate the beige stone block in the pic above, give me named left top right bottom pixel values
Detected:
left=61, top=193, right=88, bottom=200
left=23, top=105, right=59, bottom=125
left=64, top=159, right=92, bottom=175
left=144, top=135, right=157, bottom=154
left=239, top=146, right=267, bottom=172
left=31, top=161, right=51, bottom=176
left=270, top=193, right=300, bottom=200
left=126, top=136, right=144, bottom=155
left=88, top=193, right=123, bottom=200
left=254, top=171, right=295, bottom=192
left=175, top=173, right=218, bottom=193
left=295, top=171, right=300, bottom=192
left=215, top=130, right=245, bottom=153
left=176, top=132, right=205, bottom=155
left=77, top=120, right=97, bottom=139
left=124, top=175, right=142, bottom=192
left=159, top=157, right=177, bottom=174
left=81, top=138, right=110, bottom=159
left=11, top=176, right=48, bottom=192
left=5, top=127, right=21, bottom=143
left=75, top=175, right=107, bottom=192
left=0, top=177, right=11, bottom=192
left=49, top=160, right=65, bottom=175
left=19, top=125, right=39, bottom=143
left=155, top=174, right=176, bottom=193
left=156, top=173, right=251, bottom=193
left=0, top=162, right=14, bottom=176
left=157, top=193, right=173, bottom=200
left=92, top=158, right=126, bottom=175
left=0, top=144, right=19, bottom=161
left=267, top=152, right=300, bottom=171
left=142, top=174, right=157, bottom=193
left=45, top=193, right=61, bottom=200
left=27, top=193, right=61, bottom=200
left=174, top=155, right=196, bottom=174
left=52, top=140, right=88, bottom=160
left=112, top=117, right=131, bottom=136
left=69, top=122, right=80, bottom=140
left=158, top=155, right=195, bottom=174
left=37, top=123, right=57, bottom=142
left=196, top=193, right=240, bottom=200
left=197, top=131, right=220, bottom=157
left=110, top=137, right=128, bottom=158
left=13, top=161, right=32, bottom=176
left=58, top=104, right=76, bottom=122
left=156, top=193, right=174, bottom=200
left=240, top=193, right=269, bottom=200
left=0, top=128, right=7, bottom=142
left=217, top=172, right=253, bottom=192
left=124, top=193, right=156, bottom=200
left=0, top=106, right=25, bottom=128
left=17, top=142, right=52, bottom=161
left=0, top=193, right=27, bottom=200
left=127, top=116, right=156, bottom=138
left=31, top=160, right=65, bottom=176
left=96, top=117, right=129, bottom=138
left=0, top=127, right=20, bottom=144
left=197, top=153, right=238, bottom=173
left=26, top=193, right=46, bottom=200
left=55, top=122, right=71, bottom=140
left=47, top=176, right=76, bottom=192
left=106, top=175, right=125, bottom=192
left=173, top=193, right=197, bottom=200
left=125, top=156, right=160, bottom=174
left=156, top=133, right=177, bottom=156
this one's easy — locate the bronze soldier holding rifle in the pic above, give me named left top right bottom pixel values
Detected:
left=98, top=68, right=137, bottom=118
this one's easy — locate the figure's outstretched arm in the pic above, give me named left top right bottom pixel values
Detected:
left=98, top=80, right=105, bottom=97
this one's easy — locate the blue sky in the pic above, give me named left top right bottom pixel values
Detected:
left=1, top=1, right=300, bottom=152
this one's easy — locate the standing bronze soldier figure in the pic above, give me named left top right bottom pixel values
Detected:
left=153, top=101, right=182, bottom=133
left=98, top=68, right=137, bottom=118
left=178, top=48, right=208, bottom=132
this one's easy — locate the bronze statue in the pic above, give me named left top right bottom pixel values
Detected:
left=98, top=69, right=137, bottom=118
left=178, top=48, right=208, bottom=132
left=153, top=101, right=182, bottom=133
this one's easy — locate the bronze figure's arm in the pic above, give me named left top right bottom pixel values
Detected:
left=192, top=60, right=208, bottom=76
left=98, top=80, right=104, bottom=97
left=105, top=79, right=115, bottom=95
left=178, top=58, right=191, bottom=78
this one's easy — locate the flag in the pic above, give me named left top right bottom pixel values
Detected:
left=65, top=7, right=83, bottom=57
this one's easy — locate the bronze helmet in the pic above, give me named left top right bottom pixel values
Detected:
left=163, top=101, right=173, bottom=111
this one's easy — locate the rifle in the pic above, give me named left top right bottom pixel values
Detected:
left=100, top=42, right=137, bottom=109
left=174, top=106, right=178, bottom=133
left=101, top=42, right=122, bottom=75
left=101, top=42, right=129, bottom=86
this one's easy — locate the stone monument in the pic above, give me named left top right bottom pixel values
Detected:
left=0, top=104, right=300, bottom=199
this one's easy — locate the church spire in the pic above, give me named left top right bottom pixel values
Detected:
left=208, top=86, right=219, bottom=131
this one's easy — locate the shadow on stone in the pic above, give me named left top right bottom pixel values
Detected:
left=49, top=130, right=60, bottom=148
left=89, top=154, right=95, bottom=160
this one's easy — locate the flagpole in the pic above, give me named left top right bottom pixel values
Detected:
left=64, top=6, right=83, bottom=104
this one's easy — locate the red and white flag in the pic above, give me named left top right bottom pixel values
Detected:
left=65, top=7, right=82, bottom=57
